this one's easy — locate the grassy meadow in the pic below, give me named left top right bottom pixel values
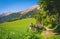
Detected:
left=0, top=18, right=36, bottom=33
left=0, top=18, right=37, bottom=39
left=0, top=18, right=36, bottom=26
left=0, top=18, right=60, bottom=39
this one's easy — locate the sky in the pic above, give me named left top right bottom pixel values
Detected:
left=0, top=0, right=38, bottom=14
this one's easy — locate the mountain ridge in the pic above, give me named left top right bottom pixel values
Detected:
left=0, top=5, right=40, bottom=23
left=0, top=5, right=40, bottom=16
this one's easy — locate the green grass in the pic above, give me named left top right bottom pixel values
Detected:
left=0, top=18, right=36, bottom=26
left=0, top=18, right=36, bottom=33
left=46, top=35, right=60, bottom=39
left=0, top=18, right=36, bottom=39
left=0, top=18, right=60, bottom=39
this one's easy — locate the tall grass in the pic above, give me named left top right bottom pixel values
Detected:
left=0, top=18, right=60, bottom=39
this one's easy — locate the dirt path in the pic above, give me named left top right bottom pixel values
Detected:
left=41, top=27, right=57, bottom=39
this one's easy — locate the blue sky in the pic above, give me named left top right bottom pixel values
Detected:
left=0, top=0, right=38, bottom=14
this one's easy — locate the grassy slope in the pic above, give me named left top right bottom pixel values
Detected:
left=0, top=18, right=36, bottom=33
left=0, top=18, right=60, bottom=39
left=0, top=18, right=36, bottom=26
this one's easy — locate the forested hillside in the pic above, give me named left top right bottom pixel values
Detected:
left=0, top=5, right=39, bottom=23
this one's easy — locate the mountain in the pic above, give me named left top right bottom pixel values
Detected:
left=0, top=5, right=40, bottom=23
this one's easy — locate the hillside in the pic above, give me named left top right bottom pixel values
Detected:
left=0, top=5, right=40, bottom=23
left=0, top=18, right=37, bottom=39
left=0, top=18, right=36, bottom=26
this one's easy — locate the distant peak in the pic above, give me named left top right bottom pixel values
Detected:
left=0, top=5, right=40, bottom=16
left=31, top=5, right=40, bottom=9
left=20, top=5, right=40, bottom=14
